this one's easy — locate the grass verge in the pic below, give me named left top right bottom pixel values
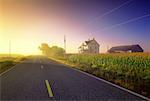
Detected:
left=0, top=57, right=27, bottom=74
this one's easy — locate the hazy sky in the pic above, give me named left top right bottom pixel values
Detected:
left=0, top=0, right=150, bottom=55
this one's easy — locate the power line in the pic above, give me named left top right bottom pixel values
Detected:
left=93, top=13, right=150, bottom=33
left=87, top=0, right=134, bottom=24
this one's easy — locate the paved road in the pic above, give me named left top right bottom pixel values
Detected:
left=0, top=56, right=147, bottom=100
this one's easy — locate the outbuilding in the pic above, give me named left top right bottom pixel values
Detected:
left=108, top=44, right=144, bottom=53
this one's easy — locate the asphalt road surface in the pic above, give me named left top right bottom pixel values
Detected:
left=0, top=56, right=148, bottom=101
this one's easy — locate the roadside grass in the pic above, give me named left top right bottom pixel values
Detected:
left=0, top=54, right=27, bottom=74
left=49, top=53, right=150, bottom=98
left=0, top=61, right=15, bottom=74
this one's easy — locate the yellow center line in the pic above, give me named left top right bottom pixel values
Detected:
left=45, top=80, right=54, bottom=97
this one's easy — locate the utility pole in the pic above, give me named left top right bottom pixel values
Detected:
left=9, top=40, right=11, bottom=57
left=64, top=35, right=66, bottom=54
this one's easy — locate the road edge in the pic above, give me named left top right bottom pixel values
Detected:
left=69, top=66, right=150, bottom=101
left=49, top=58, right=150, bottom=101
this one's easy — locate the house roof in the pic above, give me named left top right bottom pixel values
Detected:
left=85, top=38, right=99, bottom=46
left=108, top=44, right=143, bottom=52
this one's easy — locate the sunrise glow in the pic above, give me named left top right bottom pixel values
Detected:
left=0, top=0, right=150, bottom=55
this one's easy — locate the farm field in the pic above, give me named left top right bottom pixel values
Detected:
left=53, top=53, right=150, bottom=97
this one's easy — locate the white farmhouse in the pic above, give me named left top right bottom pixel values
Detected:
left=78, top=38, right=100, bottom=54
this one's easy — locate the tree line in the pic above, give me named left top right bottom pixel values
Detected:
left=39, top=43, right=65, bottom=57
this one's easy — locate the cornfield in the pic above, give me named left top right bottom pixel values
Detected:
left=66, top=53, right=150, bottom=97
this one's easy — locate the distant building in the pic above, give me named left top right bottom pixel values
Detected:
left=78, top=38, right=100, bottom=54
left=108, top=44, right=144, bottom=53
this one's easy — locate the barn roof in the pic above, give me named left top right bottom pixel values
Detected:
left=108, top=44, right=143, bottom=52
